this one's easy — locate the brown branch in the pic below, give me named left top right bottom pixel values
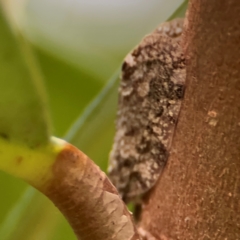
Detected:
left=39, top=144, right=140, bottom=240
left=139, top=0, right=240, bottom=239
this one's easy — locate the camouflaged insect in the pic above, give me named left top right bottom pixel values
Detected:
left=108, top=18, right=186, bottom=203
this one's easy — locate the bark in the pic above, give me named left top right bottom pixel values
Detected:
left=139, top=0, right=240, bottom=239
left=41, top=144, right=140, bottom=240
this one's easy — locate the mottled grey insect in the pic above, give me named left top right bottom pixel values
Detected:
left=108, top=19, right=186, bottom=203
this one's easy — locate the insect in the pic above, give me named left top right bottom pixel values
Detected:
left=108, top=18, right=186, bottom=203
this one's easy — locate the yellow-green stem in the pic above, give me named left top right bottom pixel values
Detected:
left=0, top=137, right=66, bottom=188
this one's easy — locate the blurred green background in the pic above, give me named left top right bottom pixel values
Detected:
left=0, top=1, right=187, bottom=239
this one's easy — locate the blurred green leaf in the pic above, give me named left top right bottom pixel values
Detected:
left=168, top=0, right=188, bottom=20
left=0, top=186, right=61, bottom=240
left=0, top=187, right=35, bottom=239
left=0, top=5, right=55, bottom=240
left=0, top=1, right=188, bottom=240
left=65, top=68, right=120, bottom=170
left=35, top=47, right=103, bottom=137
left=0, top=70, right=120, bottom=240
left=0, top=8, right=50, bottom=147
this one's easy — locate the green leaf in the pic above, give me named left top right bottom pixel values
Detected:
left=0, top=1, right=188, bottom=240
left=35, top=47, right=103, bottom=137
left=65, top=69, right=120, bottom=170
left=0, top=8, right=50, bottom=148
left=168, top=0, right=188, bottom=20
left=0, top=187, right=35, bottom=239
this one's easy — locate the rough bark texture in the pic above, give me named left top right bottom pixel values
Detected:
left=108, top=19, right=185, bottom=204
left=140, top=0, right=240, bottom=239
left=42, top=144, right=141, bottom=240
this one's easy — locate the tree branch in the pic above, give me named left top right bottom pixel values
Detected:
left=139, top=0, right=240, bottom=239
left=42, top=143, right=140, bottom=240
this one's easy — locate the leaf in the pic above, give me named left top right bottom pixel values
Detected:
left=0, top=8, right=50, bottom=148
left=0, top=187, right=35, bottom=239
left=35, top=47, right=103, bottom=137
left=0, top=8, right=57, bottom=239
left=168, top=0, right=188, bottom=20
left=65, top=69, right=120, bottom=170
left=0, top=1, right=189, bottom=239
